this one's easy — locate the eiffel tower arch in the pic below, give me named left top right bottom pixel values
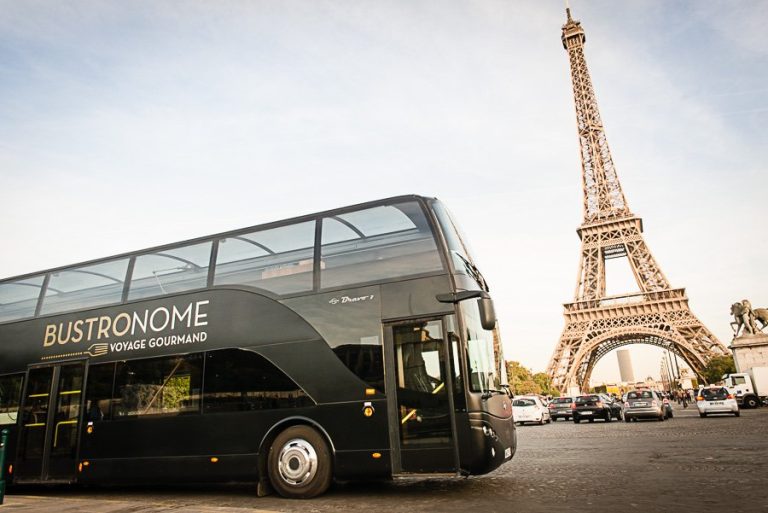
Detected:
left=547, top=9, right=729, bottom=393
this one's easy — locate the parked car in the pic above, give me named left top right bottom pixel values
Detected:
left=601, top=394, right=624, bottom=419
left=572, top=394, right=621, bottom=423
left=696, top=386, right=740, bottom=417
left=623, top=390, right=666, bottom=422
left=547, top=396, right=573, bottom=421
left=513, top=396, right=551, bottom=425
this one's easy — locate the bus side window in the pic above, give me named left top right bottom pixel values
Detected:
left=444, top=315, right=466, bottom=411
left=213, top=221, right=316, bottom=295
left=128, top=243, right=212, bottom=301
left=40, top=259, right=129, bottom=316
left=0, top=373, right=24, bottom=425
left=113, top=355, right=203, bottom=418
left=203, top=349, right=313, bottom=413
left=319, top=202, right=443, bottom=289
left=332, top=344, right=384, bottom=393
left=0, top=276, right=45, bottom=322
left=85, top=363, right=116, bottom=422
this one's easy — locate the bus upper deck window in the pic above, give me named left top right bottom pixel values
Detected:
left=0, top=276, right=45, bottom=322
left=128, top=242, right=212, bottom=301
left=41, top=259, right=129, bottom=315
left=214, top=221, right=315, bottom=295
left=320, top=202, right=443, bottom=289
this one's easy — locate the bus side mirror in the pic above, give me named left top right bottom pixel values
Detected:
left=479, top=297, right=496, bottom=330
left=436, top=291, right=496, bottom=330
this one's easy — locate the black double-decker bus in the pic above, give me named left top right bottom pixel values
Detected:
left=0, top=195, right=515, bottom=498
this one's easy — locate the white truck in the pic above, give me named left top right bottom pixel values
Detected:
left=721, top=367, right=768, bottom=409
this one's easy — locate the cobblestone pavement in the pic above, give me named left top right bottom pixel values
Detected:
left=4, top=406, right=767, bottom=513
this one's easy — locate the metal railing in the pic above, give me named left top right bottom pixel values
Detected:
left=565, top=288, right=687, bottom=312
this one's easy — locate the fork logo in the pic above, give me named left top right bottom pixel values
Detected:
left=39, top=342, right=110, bottom=362
left=87, top=344, right=108, bottom=357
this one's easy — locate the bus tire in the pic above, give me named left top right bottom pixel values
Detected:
left=267, top=425, right=332, bottom=499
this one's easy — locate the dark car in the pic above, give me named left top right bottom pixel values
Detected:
left=547, top=396, right=574, bottom=421
left=572, top=394, right=621, bottom=423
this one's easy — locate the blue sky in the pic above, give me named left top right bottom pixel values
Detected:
left=1, top=1, right=766, bottom=383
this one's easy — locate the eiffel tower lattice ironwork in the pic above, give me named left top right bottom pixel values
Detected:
left=547, top=9, right=729, bottom=393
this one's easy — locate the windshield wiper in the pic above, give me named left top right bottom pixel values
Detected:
left=481, top=388, right=507, bottom=399
left=453, top=252, right=489, bottom=292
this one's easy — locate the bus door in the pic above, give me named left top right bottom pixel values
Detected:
left=15, top=361, right=86, bottom=482
left=384, top=318, right=459, bottom=474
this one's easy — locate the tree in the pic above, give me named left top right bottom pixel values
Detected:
left=505, top=361, right=542, bottom=396
left=701, top=355, right=736, bottom=384
left=533, top=372, right=559, bottom=397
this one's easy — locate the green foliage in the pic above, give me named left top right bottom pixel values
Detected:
left=505, top=361, right=559, bottom=397
left=701, top=355, right=736, bottom=384
left=162, top=375, right=192, bottom=411
left=533, top=372, right=559, bottom=397
left=505, top=361, right=538, bottom=395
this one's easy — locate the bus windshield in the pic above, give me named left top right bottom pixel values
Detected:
left=462, top=299, right=505, bottom=393
left=431, top=201, right=488, bottom=290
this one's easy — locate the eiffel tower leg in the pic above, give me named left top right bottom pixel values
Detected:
left=548, top=320, right=587, bottom=393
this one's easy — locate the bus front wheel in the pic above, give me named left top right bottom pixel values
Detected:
left=267, top=425, right=333, bottom=499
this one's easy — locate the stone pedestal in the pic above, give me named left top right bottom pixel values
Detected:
left=729, top=333, right=768, bottom=371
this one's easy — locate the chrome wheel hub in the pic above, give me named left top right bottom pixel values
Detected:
left=277, top=438, right=318, bottom=486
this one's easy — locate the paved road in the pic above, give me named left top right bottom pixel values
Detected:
left=4, top=406, right=767, bottom=513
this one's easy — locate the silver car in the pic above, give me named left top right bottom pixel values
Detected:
left=623, top=390, right=665, bottom=422
left=696, top=387, right=740, bottom=417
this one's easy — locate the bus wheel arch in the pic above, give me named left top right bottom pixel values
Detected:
left=259, top=417, right=335, bottom=499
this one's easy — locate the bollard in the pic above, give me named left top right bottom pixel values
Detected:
left=0, top=428, right=8, bottom=504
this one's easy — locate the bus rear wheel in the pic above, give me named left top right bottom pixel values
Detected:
left=267, top=425, right=332, bottom=499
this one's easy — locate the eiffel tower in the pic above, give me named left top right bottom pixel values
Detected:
left=547, top=8, right=729, bottom=393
